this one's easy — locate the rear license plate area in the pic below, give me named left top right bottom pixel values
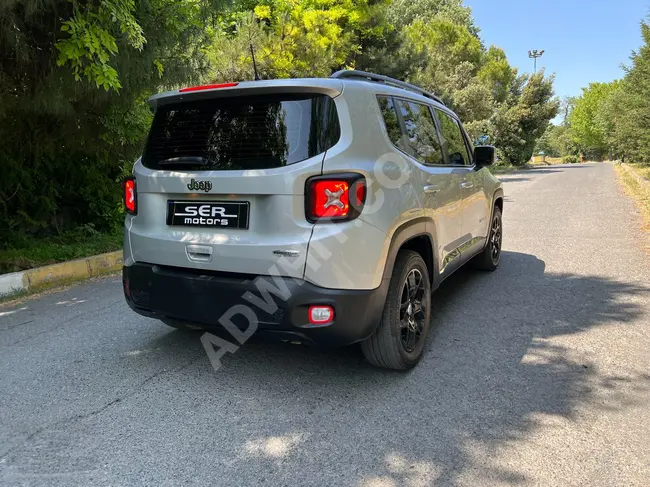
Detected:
left=167, top=201, right=249, bottom=229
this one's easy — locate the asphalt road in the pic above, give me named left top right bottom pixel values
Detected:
left=2, top=163, right=649, bottom=487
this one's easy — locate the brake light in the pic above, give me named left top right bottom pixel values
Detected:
left=305, top=174, right=366, bottom=222
left=179, top=82, right=239, bottom=93
left=311, top=180, right=350, bottom=219
left=124, top=177, right=136, bottom=214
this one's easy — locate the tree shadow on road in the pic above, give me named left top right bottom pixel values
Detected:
left=498, top=165, right=594, bottom=183
left=497, top=176, right=532, bottom=183
left=118, top=250, right=650, bottom=485
left=6, top=251, right=648, bottom=486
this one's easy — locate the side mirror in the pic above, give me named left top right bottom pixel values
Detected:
left=474, top=145, right=496, bottom=167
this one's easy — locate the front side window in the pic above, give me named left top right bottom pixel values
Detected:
left=461, top=125, right=475, bottom=159
left=436, top=110, right=472, bottom=165
left=142, top=94, right=340, bottom=171
left=395, top=100, right=444, bottom=165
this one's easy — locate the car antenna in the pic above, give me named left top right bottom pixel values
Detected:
left=249, top=43, right=260, bottom=81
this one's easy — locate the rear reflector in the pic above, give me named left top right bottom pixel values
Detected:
left=308, top=306, right=334, bottom=325
left=123, top=277, right=130, bottom=298
left=124, top=177, right=136, bottom=214
left=179, top=82, right=239, bottom=93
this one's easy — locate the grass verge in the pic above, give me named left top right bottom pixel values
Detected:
left=0, top=228, right=122, bottom=274
left=628, top=162, right=650, bottom=181
left=490, top=164, right=522, bottom=174
left=614, top=163, right=650, bottom=236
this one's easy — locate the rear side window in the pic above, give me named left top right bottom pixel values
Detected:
left=436, top=110, right=472, bottom=166
left=377, top=96, right=407, bottom=152
left=395, top=100, right=443, bottom=165
left=142, top=94, right=340, bottom=171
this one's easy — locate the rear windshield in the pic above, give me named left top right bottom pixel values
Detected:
left=142, top=93, right=340, bottom=171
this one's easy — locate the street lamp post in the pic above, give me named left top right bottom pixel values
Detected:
left=528, top=49, right=545, bottom=73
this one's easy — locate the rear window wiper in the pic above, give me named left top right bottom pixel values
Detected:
left=157, top=156, right=214, bottom=167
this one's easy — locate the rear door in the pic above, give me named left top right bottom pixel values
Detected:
left=127, top=90, right=341, bottom=279
left=391, top=99, right=465, bottom=276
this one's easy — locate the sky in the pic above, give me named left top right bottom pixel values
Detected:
left=465, top=0, right=650, bottom=100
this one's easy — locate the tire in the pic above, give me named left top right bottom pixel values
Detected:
left=161, top=318, right=205, bottom=331
left=472, top=206, right=502, bottom=271
left=361, top=250, right=432, bottom=370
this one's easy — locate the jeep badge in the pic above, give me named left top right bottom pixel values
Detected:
left=187, top=179, right=212, bottom=192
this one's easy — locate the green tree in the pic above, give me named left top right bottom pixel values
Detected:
left=609, top=19, right=650, bottom=163
left=209, top=0, right=388, bottom=80
left=386, top=0, right=477, bottom=34
left=568, top=81, right=620, bottom=159
left=478, top=46, right=516, bottom=104
left=55, top=0, right=146, bottom=90
left=535, top=124, right=576, bottom=157
left=535, top=124, right=558, bottom=157
left=402, top=18, right=486, bottom=116
left=386, top=13, right=518, bottom=143
left=0, top=0, right=222, bottom=240
left=559, top=96, right=576, bottom=123
left=491, top=72, right=560, bottom=165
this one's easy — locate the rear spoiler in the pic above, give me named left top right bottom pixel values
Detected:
left=147, top=78, right=344, bottom=110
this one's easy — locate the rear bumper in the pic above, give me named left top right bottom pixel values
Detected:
left=123, top=263, right=386, bottom=346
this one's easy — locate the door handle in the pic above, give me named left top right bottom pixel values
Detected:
left=460, top=182, right=474, bottom=189
left=423, top=185, right=440, bottom=194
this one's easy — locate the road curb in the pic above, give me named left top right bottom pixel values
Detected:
left=0, top=250, right=123, bottom=298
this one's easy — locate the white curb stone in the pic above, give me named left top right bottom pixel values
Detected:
left=0, top=271, right=26, bottom=297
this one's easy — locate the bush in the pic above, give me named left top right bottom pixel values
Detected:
left=562, top=155, right=580, bottom=164
left=0, top=227, right=122, bottom=274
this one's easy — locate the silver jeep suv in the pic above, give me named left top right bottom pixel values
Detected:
left=122, top=70, right=503, bottom=370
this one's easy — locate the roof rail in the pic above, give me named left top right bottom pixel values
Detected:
left=330, top=70, right=444, bottom=105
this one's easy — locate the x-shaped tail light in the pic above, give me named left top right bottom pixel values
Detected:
left=323, top=188, right=346, bottom=210
left=306, top=174, right=366, bottom=222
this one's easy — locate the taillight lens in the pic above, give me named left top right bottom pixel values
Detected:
left=306, top=173, right=366, bottom=222
left=355, top=181, right=367, bottom=205
left=124, top=177, right=137, bottom=214
left=179, top=82, right=239, bottom=92
left=311, top=180, right=350, bottom=219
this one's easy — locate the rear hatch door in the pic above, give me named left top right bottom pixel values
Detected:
left=128, top=81, right=342, bottom=279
